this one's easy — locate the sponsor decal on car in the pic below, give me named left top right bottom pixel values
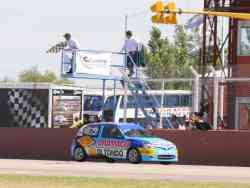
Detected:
left=97, top=148, right=126, bottom=158
left=79, top=136, right=95, bottom=147
left=85, top=146, right=97, bottom=156
left=96, top=140, right=130, bottom=149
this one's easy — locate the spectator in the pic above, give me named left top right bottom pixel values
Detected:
left=71, top=117, right=83, bottom=128
left=103, top=109, right=113, bottom=122
left=84, top=114, right=90, bottom=125
left=218, top=116, right=227, bottom=130
left=191, top=112, right=211, bottom=130
left=170, top=115, right=180, bottom=129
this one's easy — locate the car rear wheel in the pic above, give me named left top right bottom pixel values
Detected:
left=127, top=148, right=141, bottom=164
left=73, top=147, right=87, bottom=162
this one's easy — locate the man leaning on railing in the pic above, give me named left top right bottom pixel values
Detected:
left=47, top=33, right=80, bottom=74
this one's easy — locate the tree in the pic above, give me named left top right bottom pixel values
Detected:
left=18, top=66, right=73, bottom=85
left=146, top=27, right=178, bottom=80
left=174, top=25, right=199, bottom=79
left=174, top=25, right=189, bottom=66
left=144, top=26, right=200, bottom=89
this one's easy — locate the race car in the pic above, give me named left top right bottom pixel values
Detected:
left=70, top=122, right=178, bottom=164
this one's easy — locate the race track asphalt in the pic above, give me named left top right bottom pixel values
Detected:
left=0, top=159, right=250, bottom=183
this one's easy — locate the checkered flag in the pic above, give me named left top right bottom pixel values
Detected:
left=8, top=89, right=47, bottom=128
left=46, top=41, right=67, bottom=54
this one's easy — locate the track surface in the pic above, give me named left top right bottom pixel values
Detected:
left=0, top=159, right=250, bottom=183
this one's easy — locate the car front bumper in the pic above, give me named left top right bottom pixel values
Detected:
left=139, top=147, right=178, bottom=162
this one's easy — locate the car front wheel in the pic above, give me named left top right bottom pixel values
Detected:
left=127, top=148, right=141, bottom=164
left=73, top=147, right=87, bottom=162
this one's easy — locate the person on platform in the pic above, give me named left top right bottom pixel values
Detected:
left=46, top=33, right=80, bottom=74
left=121, top=31, right=139, bottom=77
left=62, top=33, right=80, bottom=73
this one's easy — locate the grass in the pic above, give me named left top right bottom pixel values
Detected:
left=0, top=174, right=250, bottom=188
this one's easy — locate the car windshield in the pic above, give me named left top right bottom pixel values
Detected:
left=123, top=128, right=152, bottom=138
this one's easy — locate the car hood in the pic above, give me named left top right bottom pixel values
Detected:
left=127, top=136, right=175, bottom=148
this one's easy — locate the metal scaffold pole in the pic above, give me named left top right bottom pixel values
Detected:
left=159, top=80, right=165, bottom=129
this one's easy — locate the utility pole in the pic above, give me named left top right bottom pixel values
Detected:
left=123, top=14, right=128, bottom=122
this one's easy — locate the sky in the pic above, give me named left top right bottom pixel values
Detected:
left=0, top=0, right=203, bottom=81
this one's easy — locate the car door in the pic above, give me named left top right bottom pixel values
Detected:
left=96, top=125, right=130, bottom=159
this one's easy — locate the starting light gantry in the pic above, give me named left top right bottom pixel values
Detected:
left=151, top=1, right=250, bottom=25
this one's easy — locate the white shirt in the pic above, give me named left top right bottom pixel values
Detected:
left=65, top=38, right=80, bottom=50
left=122, top=37, right=139, bottom=52
left=63, top=38, right=80, bottom=63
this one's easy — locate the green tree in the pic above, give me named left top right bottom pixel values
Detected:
left=145, top=26, right=200, bottom=89
left=174, top=25, right=189, bottom=66
left=174, top=25, right=200, bottom=78
left=146, top=27, right=177, bottom=80
left=18, top=66, right=73, bottom=85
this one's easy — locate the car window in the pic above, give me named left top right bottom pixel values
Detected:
left=82, top=125, right=100, bottom=137
left=101, top=125, right=124, bottom=139
left=124, top=128, right=151, bottom=138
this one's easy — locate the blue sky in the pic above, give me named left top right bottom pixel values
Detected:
left=0, top=0, right=203, bottom=80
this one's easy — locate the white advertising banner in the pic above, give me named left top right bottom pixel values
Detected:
left=75, top=52, right=111, bottom=76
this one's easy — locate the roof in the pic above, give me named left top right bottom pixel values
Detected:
left=0, top=82, right=84, bottom=90
left=110, top=90, right=192, bottom=96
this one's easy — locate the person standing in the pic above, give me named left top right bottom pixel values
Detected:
left=62, top=33, right=80, bottom=73
left=121, top=31, right=139, bottom=77
left=47, top=33, right=80, bottom=74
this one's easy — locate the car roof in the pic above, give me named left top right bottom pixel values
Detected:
left=82, top=122, right=143, bottom=130
left=78, top=122, right=144, bottom=135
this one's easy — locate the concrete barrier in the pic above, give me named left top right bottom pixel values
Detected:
left=0, top=128, right=250, bottom=166
left=0, top=128, right=77, bottom=160
left=153, top=130, right=250, bottom=166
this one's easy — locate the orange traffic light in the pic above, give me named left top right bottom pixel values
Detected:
left=151, top=1, right=165, bottom=13
left=166, top=2, right=176, bottom=12
left=151, top=14, right=165, bottom=24
left=165, top=14, right=177, bottom=24
left=151, top=1, right=177, bottom=24
left=151, top=1, right=250, bottom=25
